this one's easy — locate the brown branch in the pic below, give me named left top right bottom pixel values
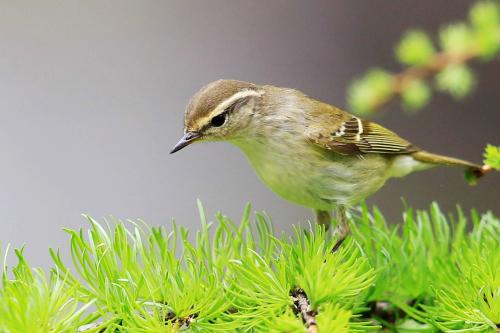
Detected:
left=291, top=288, right=318, bottom=333
left=393, top=51, right=477, bottom=92
left=360, top=22, right=500, bottom=114
left=372, top=49, right=479, bottom=112
left=173, top=312, right=199, bottom=328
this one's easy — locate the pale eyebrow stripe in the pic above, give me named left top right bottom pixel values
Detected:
left=217, top=89, right=264, bottom=112
left=197, top=89, right=264, bottom=128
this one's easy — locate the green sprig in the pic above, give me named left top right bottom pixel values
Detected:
left=395, top=30, right=436, bottom=66
left=1, top=202, right=499, bottom=332
left=347, top=1, right=500, bottom=116
left=484, top=144, right=500, bottom=170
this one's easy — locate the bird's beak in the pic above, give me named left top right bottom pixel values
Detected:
left=170, top=131, right=202, bottom=154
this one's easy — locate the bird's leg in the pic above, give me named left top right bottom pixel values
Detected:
left=331, top=205, right=350, bottom=253
left=315, top=210, right=331, bottom=230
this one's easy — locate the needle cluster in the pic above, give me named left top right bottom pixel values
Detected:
left=1, top=201, right=498, bottom=332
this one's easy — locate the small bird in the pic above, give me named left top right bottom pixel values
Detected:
left=171, top=80, right=491, bottom=250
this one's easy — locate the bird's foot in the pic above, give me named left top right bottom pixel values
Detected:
left=330, top=237, right=345, bottom=253
left=330, top=223, right=349, bottom=253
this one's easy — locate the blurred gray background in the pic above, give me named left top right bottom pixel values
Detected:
left=1, top=1, right=499, bottom=268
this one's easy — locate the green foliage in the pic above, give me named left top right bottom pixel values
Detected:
left=401, top=80, right=431, bottom=110
left=470, top=1, right=500, bottom=30
left=348, top=69, right=393, bottom=116
left=0, top=248, right=94, bottom=333
left=484, top=144, right=500, bottom=170
left=421, top=214, right=500, bottom=332
left=354, top=205, right=500, bottom=332
left=439, top=23, right=474, bottom=54
left=395, top=30, right=436, bottom=66
left=1, top=203, right=499, bottom=332
left=435, top=64, right=476, bottom=99
left=347, top=1, right=500, bottom=116
left=469, top=1, right=500, bottom=58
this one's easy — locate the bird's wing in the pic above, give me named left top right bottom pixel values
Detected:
left=306, top=107, right=418, bottom=155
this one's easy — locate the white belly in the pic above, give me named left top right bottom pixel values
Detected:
left=233, top=139, right=390, bottom=210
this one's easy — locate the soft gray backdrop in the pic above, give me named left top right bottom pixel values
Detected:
left=1, top=1, right=499, bottom=268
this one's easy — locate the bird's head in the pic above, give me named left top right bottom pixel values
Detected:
left=170, top=79, right=264, bottom=154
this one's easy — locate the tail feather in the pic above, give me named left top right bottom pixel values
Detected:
left=411, top=150, right=492, bottom=185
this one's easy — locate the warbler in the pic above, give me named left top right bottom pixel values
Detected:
left=170, top=80, right=491, bottom=250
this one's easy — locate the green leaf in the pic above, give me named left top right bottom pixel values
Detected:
left=469, top=1, right=500, bottom=58
left=484, top=144, right=500, bottom=170
left=401, top=80, right=431, bottom=111
left=395, top=30, right=436, bottom=65
left=439, top=23, right=474, bottom=53
left=348, top=69, right=394, bottom=115
left=475, top=29, right=500, bottom=59
left=469, top=1, right=500, bottom=30
left=435, top=64, right=475, bottom=99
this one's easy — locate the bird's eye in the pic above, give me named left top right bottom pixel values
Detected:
left=211, top=113, right=227, bottom=127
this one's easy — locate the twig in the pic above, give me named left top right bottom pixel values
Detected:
left=372, top=49, right=478, bottom=112
left=393, top=51, right=477, bottom=93
left=291, top=288, right=318, bottom=333
left=174, top=312, right=199, bottom=328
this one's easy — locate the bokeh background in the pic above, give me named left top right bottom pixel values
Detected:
left=1, top=0, right=499, bottom=268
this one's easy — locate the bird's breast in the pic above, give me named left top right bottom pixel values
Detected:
left=232, top=136, right=389, bottom=210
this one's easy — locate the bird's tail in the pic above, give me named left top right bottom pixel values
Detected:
left=411, top=150, right=492, bottom=185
